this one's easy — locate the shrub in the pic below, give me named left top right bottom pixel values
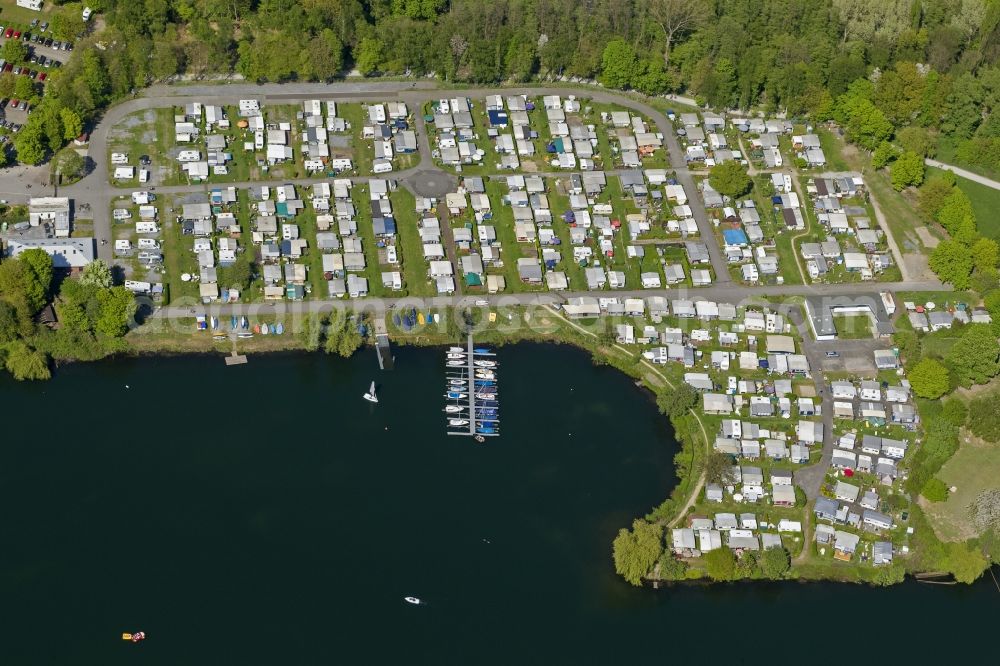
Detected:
left=921, top=478, right=949, bottom=502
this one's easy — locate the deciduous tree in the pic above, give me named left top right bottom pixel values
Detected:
left=947, top=324, right=1000, bottom=387
left=890, top=151, right=925, bottom=190
left=613, top=519, right=663, bottom=586
left=908, top=357, right=950, bottom=399
left=4, top=341, right=50, bottom=380
left=708, top=161, right=752, bottom=199
left=759, top=546, right=791, bottom=579
left=647, top=0, right=709, bottom=67
left=929, top=239, right=973, bottom=289
left=703, top=546, right=737, bottom=581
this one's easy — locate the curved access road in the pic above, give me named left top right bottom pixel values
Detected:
left=34, top=81, right=730, bottom=278
left=925, top=158, right=1000, bottom=190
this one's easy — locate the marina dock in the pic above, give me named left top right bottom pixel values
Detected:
left=444, top=334, right=499, bottom=438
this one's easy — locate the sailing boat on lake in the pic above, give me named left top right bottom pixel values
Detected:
left=362, top=381, right=378, bottom=403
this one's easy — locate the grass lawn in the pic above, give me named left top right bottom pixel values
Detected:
left=340, top=103, right=374, bottom=175
left=484, top=180, right=528, bottom=292
left=816, top=128, right=852, bottom=172
left=925, top=166, right=1000, bottom=240
left=0, top=0, right=58, bottom=27
left=161, top=196, right=200, bottom=304
left=598, top=176, right=642, bottom=289
left=546, top=185, right=587, bottom=289
left=350, top=184, right=389, bottom=298
left=935, top=139, right=1000, bottom=183
left=389, top=188, right=435, bottom=297
left=920, top=331, right=962, bottom=359
left=831, top=315, right=873, bottom=339
left=922, top=439, right=1000, bottom=541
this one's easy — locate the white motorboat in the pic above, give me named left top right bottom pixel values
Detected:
left=447, top=360, right=465, bottom=367
left=448, top=419, right=470, bottom=427
left=474, top=360, right=496, bottom=368
left=448, top=346, right=464, bottom=353
left=475, top=372, right=496, bottom=380
left=362, top=381, right=378, bottom=403
left=447, top=353, right=466, bottom=360
left=444, top=405, right=465, bottom=413
left=449, top=379, right=466, bottom=387
left=405, top=597, right=422, bottom=605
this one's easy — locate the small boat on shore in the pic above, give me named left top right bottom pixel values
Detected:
left=363, top=381, right=378, bottom=403
left=240, top=316, right=248, bottom=330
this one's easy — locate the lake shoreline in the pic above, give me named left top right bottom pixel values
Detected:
left=41, top=323, right=970, bottom=589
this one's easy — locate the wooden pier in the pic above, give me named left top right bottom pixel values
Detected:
left=374, top=318, right=393, bottom=370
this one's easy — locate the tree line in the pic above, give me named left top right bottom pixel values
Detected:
left=0, top=251, right=136, bottom=380
left=14, top=1, right=998, bottom=169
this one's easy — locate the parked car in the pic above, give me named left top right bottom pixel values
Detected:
left=4, top=28, right=13, bottom=39
left=10, top=99, right=19, bottom=108
left=60, top=42, right=68, bottom=50
left=13, top=31, right=22, bottom=39
left=12, top=66, right=21, bottom=75
left=29, top=54, right=38, bottom=64
left=22, top=32, right=31, bottom=42
left=40, top=22, right=48, bottom=32
left=2, top=63, right=12, bottom=72
left=36, top=72, right=45, bottom=82
left=30, top=19, right=38, bottom=29
left=66, top=43, right=74, bottom=51
left=19, top=101, right=28, bottom=111
left=52, top=40, right=61, bottom=50
left=30, top=33, right=39, bottom=43
left=43, top=37, right=52, bottom=47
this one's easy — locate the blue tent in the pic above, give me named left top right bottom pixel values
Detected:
left=487, top=110, right=509, bottom=127
left=723, top=228, right=749, bottom=246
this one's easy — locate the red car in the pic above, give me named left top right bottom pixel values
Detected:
left=3, top=28, right=12, bottom=38
left=2, top=63, right=12, bottom=72
left=10, top=99, right=19, bottom=108
left=13, top=31, right=21, bottom=39
left=36, top=72, right=45, bottom=82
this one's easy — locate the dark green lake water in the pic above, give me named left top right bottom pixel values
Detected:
left=0, top=343, right=995, bottom=664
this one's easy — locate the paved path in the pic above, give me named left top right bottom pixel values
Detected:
left=925, top=159, right=1000, bottom=190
